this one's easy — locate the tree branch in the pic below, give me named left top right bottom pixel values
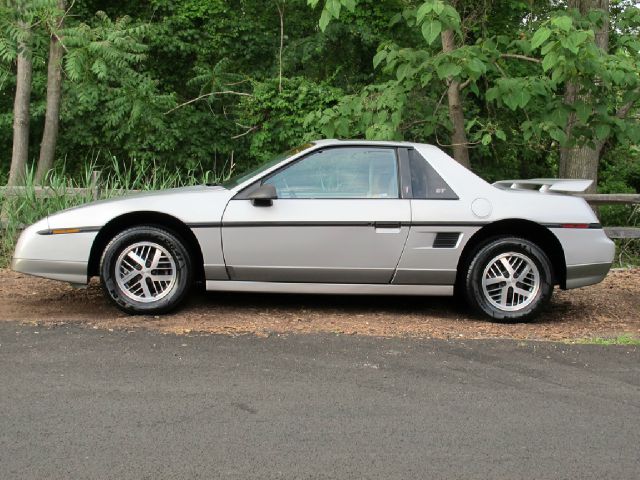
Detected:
left=492, top=60, right=507, bottom=77
left=616, top=90, right=639, bottom=119
left=459, top=78, right=472, bottom=90
left=231, top=125, right=258, bottom=139
left=499, top=53, right=541, bottom=64
left=164, top=91, right=253, bottom=114
left=275, top=1, right=285, bottom=93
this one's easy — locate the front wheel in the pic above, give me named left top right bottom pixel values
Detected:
left=463, top=236, right=554, bottom=322
left=100, top=226, right=193, bottom=314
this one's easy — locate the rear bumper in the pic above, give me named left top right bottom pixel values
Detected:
left=11, top=258, right=88, bottom=285
left=565, top=262, right=612, bottom=289
left=550, top=227, right=615, bottom=289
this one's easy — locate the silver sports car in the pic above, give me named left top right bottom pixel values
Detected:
left=12, top=140, right=614, bottom=321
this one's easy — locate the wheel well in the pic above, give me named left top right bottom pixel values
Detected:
left=88, top=211, right=205, bottom=282
left=455, top=219, right=567, bottom=288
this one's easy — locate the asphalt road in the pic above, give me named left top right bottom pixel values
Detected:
left=1, top=323, right=639, bottom=480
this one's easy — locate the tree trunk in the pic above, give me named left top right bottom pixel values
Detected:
left=441, top=29, right=470, bottom=169
left=276, top=1, right=284, bottom=93
left=559, top=0, right=609, bottom=192
left=35, top=0, right=66, bottom=184
left=7, top=21, right=32, bottom=187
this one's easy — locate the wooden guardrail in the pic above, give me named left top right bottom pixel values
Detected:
left=1, top=175, right=638, bottom=238
left=578, top=193, right=640, bottom=205
left=577, top=193, right=640, bottom=239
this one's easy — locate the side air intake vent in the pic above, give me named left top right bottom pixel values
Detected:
left=433, top=232, right=460, bottom=248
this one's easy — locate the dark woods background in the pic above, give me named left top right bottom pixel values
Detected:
left=1, top=0, right=639, bottom=203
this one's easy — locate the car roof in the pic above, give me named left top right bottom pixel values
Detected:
left=312, top=139, right=419, bottom=148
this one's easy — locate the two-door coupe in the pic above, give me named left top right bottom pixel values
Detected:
left=12, top=140, right=614, bottom=321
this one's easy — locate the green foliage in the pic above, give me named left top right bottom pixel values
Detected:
left=239, top=77, right=343, bottom=163
left=486, top=6, right=640, bottom=150
left=0, top=0, right=638, bottom=254
left=308, top=0, right=358, bottom=31
left=305, top=80, right=407, bottom=140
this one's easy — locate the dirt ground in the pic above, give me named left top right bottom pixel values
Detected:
left=1, top=268, right=639, bottom=341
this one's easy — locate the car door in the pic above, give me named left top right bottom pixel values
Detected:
left=221, top=146, right=411, bottom=284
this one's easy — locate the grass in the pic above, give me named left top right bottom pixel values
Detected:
left=0, top=157, right=232, bottom=267
left=606, top=204, right=640, bottom=268
left=574, top=334, right=640, bottom=346
left=1, top=158, right=639, bottom=269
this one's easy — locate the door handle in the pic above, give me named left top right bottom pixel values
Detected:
left=374, top=221, right=402, bottom=234
left=374, top=222, right=401, bottom=229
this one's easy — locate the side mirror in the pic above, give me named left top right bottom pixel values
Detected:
left=248, top=184, right=277, bottom=206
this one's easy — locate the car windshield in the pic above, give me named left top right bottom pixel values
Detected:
left=221, top=143, right=315, bottom=189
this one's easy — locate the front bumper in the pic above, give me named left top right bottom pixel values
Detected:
left=11, top=257, right=88, bottom=284
left=11, top=217, right=94, bottom=285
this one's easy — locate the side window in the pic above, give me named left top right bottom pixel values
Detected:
left=409, top=150, right=458, bottom=200
left=264, top=147, right=399, bottom=199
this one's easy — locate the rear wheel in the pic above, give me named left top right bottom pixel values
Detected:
left=463, top=236, right=553, bottom=322
left=100, top=226, right=193, bottom=314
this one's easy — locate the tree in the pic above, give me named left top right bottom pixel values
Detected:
left=7, top=18, right=32, bottom=186
left=35, top=0, right=65, bottom=184
left=307, top=0, right=477, bottom=167
left=559, top=0, right=609, bottom=191
left=440, top=27, right=470, bottom=168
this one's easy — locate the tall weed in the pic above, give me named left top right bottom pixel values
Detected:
left=0, top=158, right=231, bottom=267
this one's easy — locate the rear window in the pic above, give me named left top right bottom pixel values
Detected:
left=409, top=150, right=458, bottom=200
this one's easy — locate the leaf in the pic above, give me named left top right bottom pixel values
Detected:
left=436, top=62, right=461, bottom=79
left=549, top=128, right=567, bottom=144
left=396, top=62, right=410, bottom=81
left=503, top=89, right=531, bottom=111
left=486, top=86, right=499, bottom=102
left=560, top=33, right=580, bottom=54
left=319, top=9, right=332, bottom=31
left=442, top=5, right=461, bottom=27
left=531, top=27, right=551, bottom=49
left=465, top=58, right=483, bottom=75
left=389, top=12, right=402, bottom=26
left=432, top=0, right=445, bottom=15
left=481, top=133, right=492, bottom=145
left=495, top=129, right=507, bottom=141
left=551, top=16, right=572, bottom=32
left=421, top=20, right=442, bottom=45
left=549, top=108, right=569, bottom=128
left=343, top=0, right=356, bottom=13
left=419, top=71, right=433, bottom=86
left=551, top=66, right=565, bottom=84
left=595, top=123, right=610, bottom=140
left=541, top=52, right=557, bottom=72
left=575, top=101, right=591, bottom=124
left=416, top=2, right=433, bottom=23
left=326, top=0, right=341, bottom=18
left=540, top=40, right=557, bottom=55
left=373, top=50, right=386, bottom=69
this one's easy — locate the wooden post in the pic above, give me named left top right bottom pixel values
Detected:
left=91, top=170, right=102, bottom=201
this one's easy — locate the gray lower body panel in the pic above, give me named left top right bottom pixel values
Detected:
left=565, top=262, right=612, bottom=289
left=11, top=258, right=88, bottom=284
left=205, top=280, right=453, bottom=296
left=392, top=269, right=457, bottom=285
left=225, top=266, right=392, bottom=283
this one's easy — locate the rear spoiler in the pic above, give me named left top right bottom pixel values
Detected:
left=492, top=178, right=593, bottom=193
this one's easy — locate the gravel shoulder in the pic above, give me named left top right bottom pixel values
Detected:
left=1, top=268, right=638, bottom=341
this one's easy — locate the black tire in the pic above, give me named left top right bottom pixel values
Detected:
left=463, top=236, right=553, bottom=322
left=100, top=226, right=193, bottom=315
